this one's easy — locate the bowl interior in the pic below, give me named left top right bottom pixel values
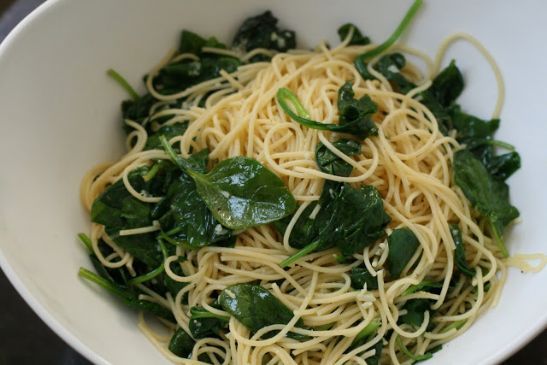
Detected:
left=0, top=0, right=545, bottom=364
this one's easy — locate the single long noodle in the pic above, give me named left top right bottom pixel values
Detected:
left=80, top=33, right=545, bottom=365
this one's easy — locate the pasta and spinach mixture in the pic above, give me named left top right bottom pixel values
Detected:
left=78, top=1, right=540, bottom=364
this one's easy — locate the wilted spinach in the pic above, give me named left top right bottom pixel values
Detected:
left=189, top=306, right=230, bottom=339
left=78, top=268, right=174, bottom=322
left=449, top=224, right=475, bottom=277
left=145, top=122, right=188, bottom=151
left=161, top=135, right=297, bottom=231
left=90, top=167, right=162, bottom=267
left=315, top=139, right=361, bottom=177
left=218, top=283, right=302, bottom=336
left=386, top=228, right=420, bottom=279
left=232, top=11, right=296, bottom=61
left=350, top=266, right=379, bottom=290
left=279, top=182, right=390, bottom=267
left=453, top=150, right=519, bottom=257
left=337, top=23, right=370, bottom=46
left=276, top=82, right=378, bottom=139
left=168, top=327, right=195, bottom=358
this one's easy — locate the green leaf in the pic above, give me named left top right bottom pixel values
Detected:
left=428, top=60, right=464, bottom=107
left=357, top=53, right=416, bottom=94
left=315, top=139, right=361, bottom=177
left=350, top=266, right=378, bottom=290
left=232, top=11, right=296, bottom=61
left=121, top=93, right=157, bottom=133
left=337, top=23, right=370, bottom=45
left=449, top=224, right=475, bottom=277
left=399, top=298, right=429, bottom=327
left=280, top=182, right=390, bottom=267
left=386, top=228, right=420, bottom=279
left=218, top=284, right=303, bottom=337
left=276, top=84, right=378, bottom=139
left=90, top=168, right=162, bottom=267
left=485, top=151, right=521, bottom=181
left=168, top=327, right=195, bottom=358
left=160, top=136, right=296, bottom=231
left=453, top=150, right=519, bottom=257
left=179, top=30, right=226, bottom=55
left=336, top=82, right=379, bottom=139
left=155, top=173, right=234, bottom=250
left=145, top=122, right=188, bottom=151
left=189, top=306, right=230, bottom=339
left=189, top=157, right=297, bottom=231
left=273, top=202, right=320, bottom=250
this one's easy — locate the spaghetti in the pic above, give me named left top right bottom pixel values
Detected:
left=79, top=7, right=545, bottom=365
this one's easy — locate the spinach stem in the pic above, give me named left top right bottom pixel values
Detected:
left=489, top=219, right=509, bottom=258
left=143, top=161, right=163, bottom=182
left=276, top=88, right=332, bottom=130
left=159, top=135, right=196, bottom=175
left=78, top=267, right=125, bottom=298
left=351, top=319, right=380, bottom=346
left=128, top=264, right=165, bottom=286
left=276, top=88, right=310, bottom=118
left=354, top=0, right=423, bottom=73
left=77, top=233, right=93, bottom=253
left=107, top=68, right=140, bottom=101
left=280, top=240, right=321, bottom=268
left=442, top=319, right=466, bottom=333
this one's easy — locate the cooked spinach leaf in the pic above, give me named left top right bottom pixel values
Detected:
left=121, top=93, right=158, bottom=132
left=232, top=11, right=296, bottom=61
left=280, top=182, right=390, bottom=267
left=486, top=151, right=521, bottom=181
left=145, top=122, right=188, bottom=151
left=276, top=83, right=378, bottom=139
left=350, top=266, right=379, bottom=290
left=316, top=139, right=361, bottom=177
left=189, top=306, right=230, bottom=339
left=358, top=53, right=416, bottom=94
left=337, top=23, right=370, bottom=46
left=386, top=228, right=420, bottom=279
left=402, top=280, right=442, bottom=296
left=168, top=327, right=195, bottom=358
left=427, top=60, right=464, bottom=107
left=179, top=30, right=226, bottom=54
left=400, top=298, right=429, bottom=327
left=90, top=168, right=163, bottom=267
left=453, top=150, right=519, bottom=257
left=155, top=172, right=234, bottom=250
left=273, top=201, right=319, bottom=250
left=218, top=283, right=302, bottom=336
left=449, top=224, right=475, bottom=277
left=161, top=135, right=297, bottom=231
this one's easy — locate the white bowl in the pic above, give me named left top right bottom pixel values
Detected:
left=0, top=0, right=545, bottom=364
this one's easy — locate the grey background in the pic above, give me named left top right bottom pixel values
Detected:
left=0, top=0, right=544, bottom=364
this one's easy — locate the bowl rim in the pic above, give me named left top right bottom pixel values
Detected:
left=0, top=4, right=107, bottom=365
left=0, top=1, right=544, bottom=364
